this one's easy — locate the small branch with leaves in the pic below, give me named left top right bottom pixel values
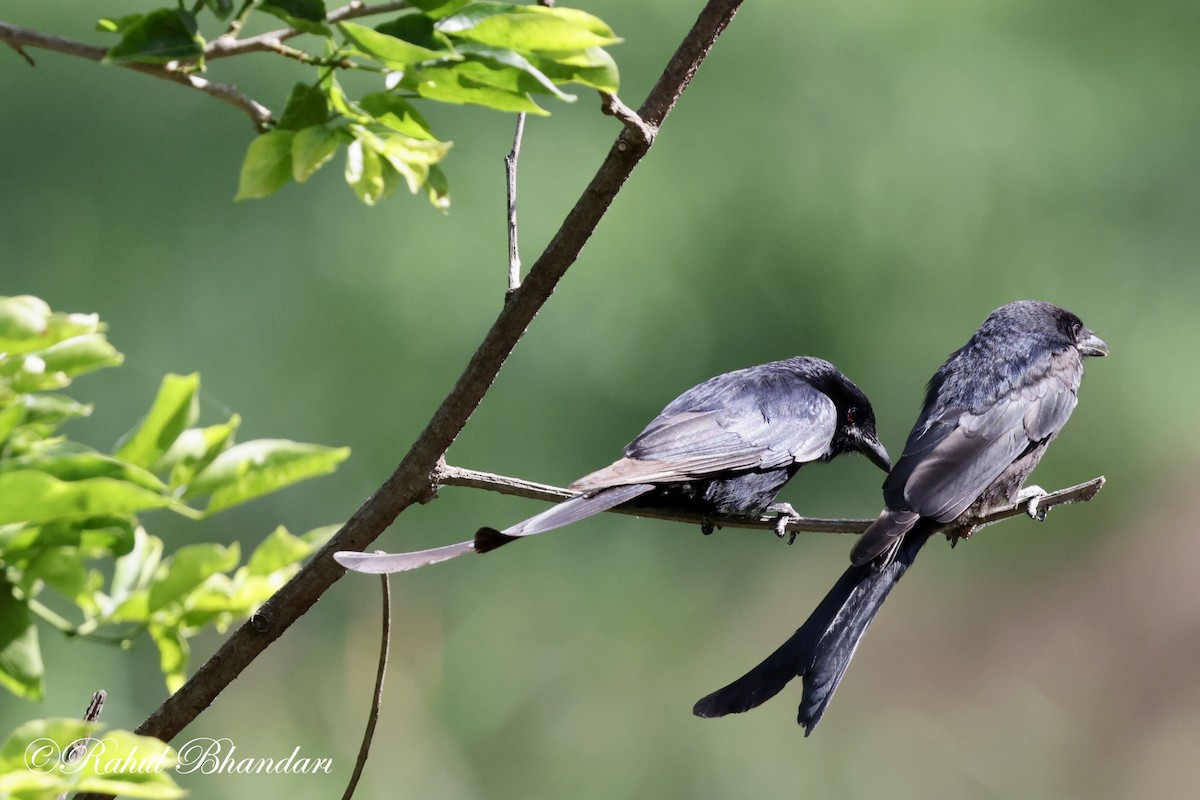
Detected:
left=1, top=0, right=626, bottom=207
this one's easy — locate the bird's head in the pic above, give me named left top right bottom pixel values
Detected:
left=818, top=368, right=891, bottom=473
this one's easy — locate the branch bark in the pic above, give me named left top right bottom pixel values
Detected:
left=123, top=0, right=746, bottom=749
left=438, top=465, right=1107, bottom=538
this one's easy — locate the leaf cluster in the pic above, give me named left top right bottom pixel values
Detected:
left=0, top=296, right=347, bottom=699
left=94, top=0, right=623, bottom=208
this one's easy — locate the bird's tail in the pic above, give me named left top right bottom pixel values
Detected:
left=693, top=524, right=936, bottom=734
left=334, top=483, right=655, bottom=574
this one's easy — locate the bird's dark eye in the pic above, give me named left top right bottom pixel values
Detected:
left=846, top=408, right=858, bottom=424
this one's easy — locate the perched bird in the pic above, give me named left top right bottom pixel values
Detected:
left=694, top=300, right=1107, bottom=733
left=335, top=356, right=891, bottom=574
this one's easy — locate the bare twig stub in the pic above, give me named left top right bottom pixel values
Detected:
left=438, top=465, right=1106, bottom=539
left=123, top=0, right=747, bottom=751
left=505, top=113, right=527, bottom=293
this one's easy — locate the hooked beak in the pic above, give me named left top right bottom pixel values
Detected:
left=856, top=430, right=892, bottom=473
left=1078, top=328, right=1109, bottom=358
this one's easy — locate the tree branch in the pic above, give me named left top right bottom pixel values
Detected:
left=438, top=464, right=1107, bottom=538
left=0, top=20, right=273, bottom=131
left=505, top=113, right=527, bottom=293
left=123, top=0, right=746, bottom=749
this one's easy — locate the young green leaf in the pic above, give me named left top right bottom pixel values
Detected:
left=359, top=93, right=437, bottom=140
left=103, top=8, right=204, bottom=65
left=0, top=472, right=170, bottom=526
left=407, top=66, right=549, bottom=114
left=187, top=440, right=350, bottom=514
left=528, top=46, right=619, bottom=93
left=1, top=449, right=165, bottom=494
left=149, top=621, right=189, bottom=693
left=454, top=44, right=576, bottom=100
left=259, top=0, right=330, bottom=36
left=235, top=130, right=297, bottom=200
left=437, top=4, right=621, bottom=52
left=375, top=13, right=455, bottom=51
left=0, top=576, right=43, bottom=700
left=344, top=137, right=388, bottom=206
left=425, top=163, right=451, bottom=211
left=148, top=542, right=240, bottom=612
left=339, top=21, right=457, bottom=69
left=37, top=333, right=124, bottom=380
left=408, top=0, right=473, bottom=19
left=277, top=82, right=331, bottom=131
left=160, top=414, right=241, bottom=489
left=292, top=125, right=341, bottom=183
left=113, top=373, right=200, bottom=469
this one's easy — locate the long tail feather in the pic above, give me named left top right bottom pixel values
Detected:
left=694, top=525, right=936, bottom=734
left=336, top=483, right=657, bottom=574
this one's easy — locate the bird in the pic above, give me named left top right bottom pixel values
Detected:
left=693, top=300, right=1107, bottom=733
left=335, top=356, right=891, bottom=574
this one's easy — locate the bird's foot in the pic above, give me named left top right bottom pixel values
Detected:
left=1019, top=485, right=1049, bottom=521
left=766, top=502, right=801, bottom=544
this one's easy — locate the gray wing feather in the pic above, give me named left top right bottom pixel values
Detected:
left=572, top=378, right=836, bottom=491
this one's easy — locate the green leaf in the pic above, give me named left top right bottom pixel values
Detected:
left=359, top=93, right=437, bottom=139
left=113, top=373, right=199, bottom=469
left=339, top=21, right=456, bottom=69
left=159, top=415, right=241, bottom=489
left=292, top=125, right=341, bottom=183
left=0, top=448, right=165, bottom=493
left=437, top=3, right=621, bottom=52
left=0, top=719, right=183, bottom=798
left=246, top=526, right=313, bottom=576
left=0, top=403, right=24, bottom=445
left=22, top=394, right=94, bottom=429
left=37, top=333, right=123, bottom=381
left=375, top=13, right=454, bottom=51
left=103, top=8, right=204, bottom=65
left=148, top=543, right=240, bottom=612
left=0, top=472, right=170, bottom=526
left=149, top=622, right=189, bottom=693
left=376, top=132, right=453, bottom=193
left=187, top=440, right=350, bottom=514
left=23, top=547, right=96, bottom=606
left=205, top=0, right=235, bottom=20
left=455, top=44, right=575, bottom=100
left=235, top=130, right=297, bottom=200
left=0, top=295, right=104, bottom=355
left=426, top=163, right=451, bottom=211
left=344, top=137, right=388, bottom=206
left=277, top=82, right=331, bottom=131
left=408, top=0, right=473, bottom=18
left=109, top=527, right=163, bottom=608
left=259, top=0, right=330, bottom=35
left=407, top=65, right=548, bottom=114
left=528, top=46, right=619, bottom=93
left=0, top=576, right=43, bottom=700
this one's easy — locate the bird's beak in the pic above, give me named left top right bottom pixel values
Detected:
left=1078, top=328, right=1109, bottom=358
left=857, top=431, right=892, bottom=473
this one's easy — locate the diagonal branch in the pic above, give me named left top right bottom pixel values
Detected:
left=438, top=465, right=1107, bottom=538
left=121, top=0, right=746, bottom=751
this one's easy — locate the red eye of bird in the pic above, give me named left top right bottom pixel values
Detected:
left=847, top=408, right=857, bottom=424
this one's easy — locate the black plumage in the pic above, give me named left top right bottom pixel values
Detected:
left=694, top=300, right=1107, bottom=733
left=335, top=356, right=890, bottom=574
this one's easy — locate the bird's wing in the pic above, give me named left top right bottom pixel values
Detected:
left=853, top=348, right=1080, bottom=565
left=903, top=348, right=1082, bottom=521
left=570, top=373, right=838, bottom=491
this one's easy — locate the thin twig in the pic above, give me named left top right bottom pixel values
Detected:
left=121, top=0, right=746, bottom=752
left=505, top=113, right=527, bottom=294
left=438, top=464, right=1107, bottom=538
left=206, top=1, right=410, bottom=60
left=340, top=571, right=391, bottom=800
left=0, top=21, right=273, bottom=131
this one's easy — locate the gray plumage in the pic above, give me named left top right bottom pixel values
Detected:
left=694, top=300, right=1107, bottom=732
left=336, top=357, right=890, bottom=574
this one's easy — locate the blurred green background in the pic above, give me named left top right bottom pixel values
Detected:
left=3, top=0, right=1200, bottom=797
